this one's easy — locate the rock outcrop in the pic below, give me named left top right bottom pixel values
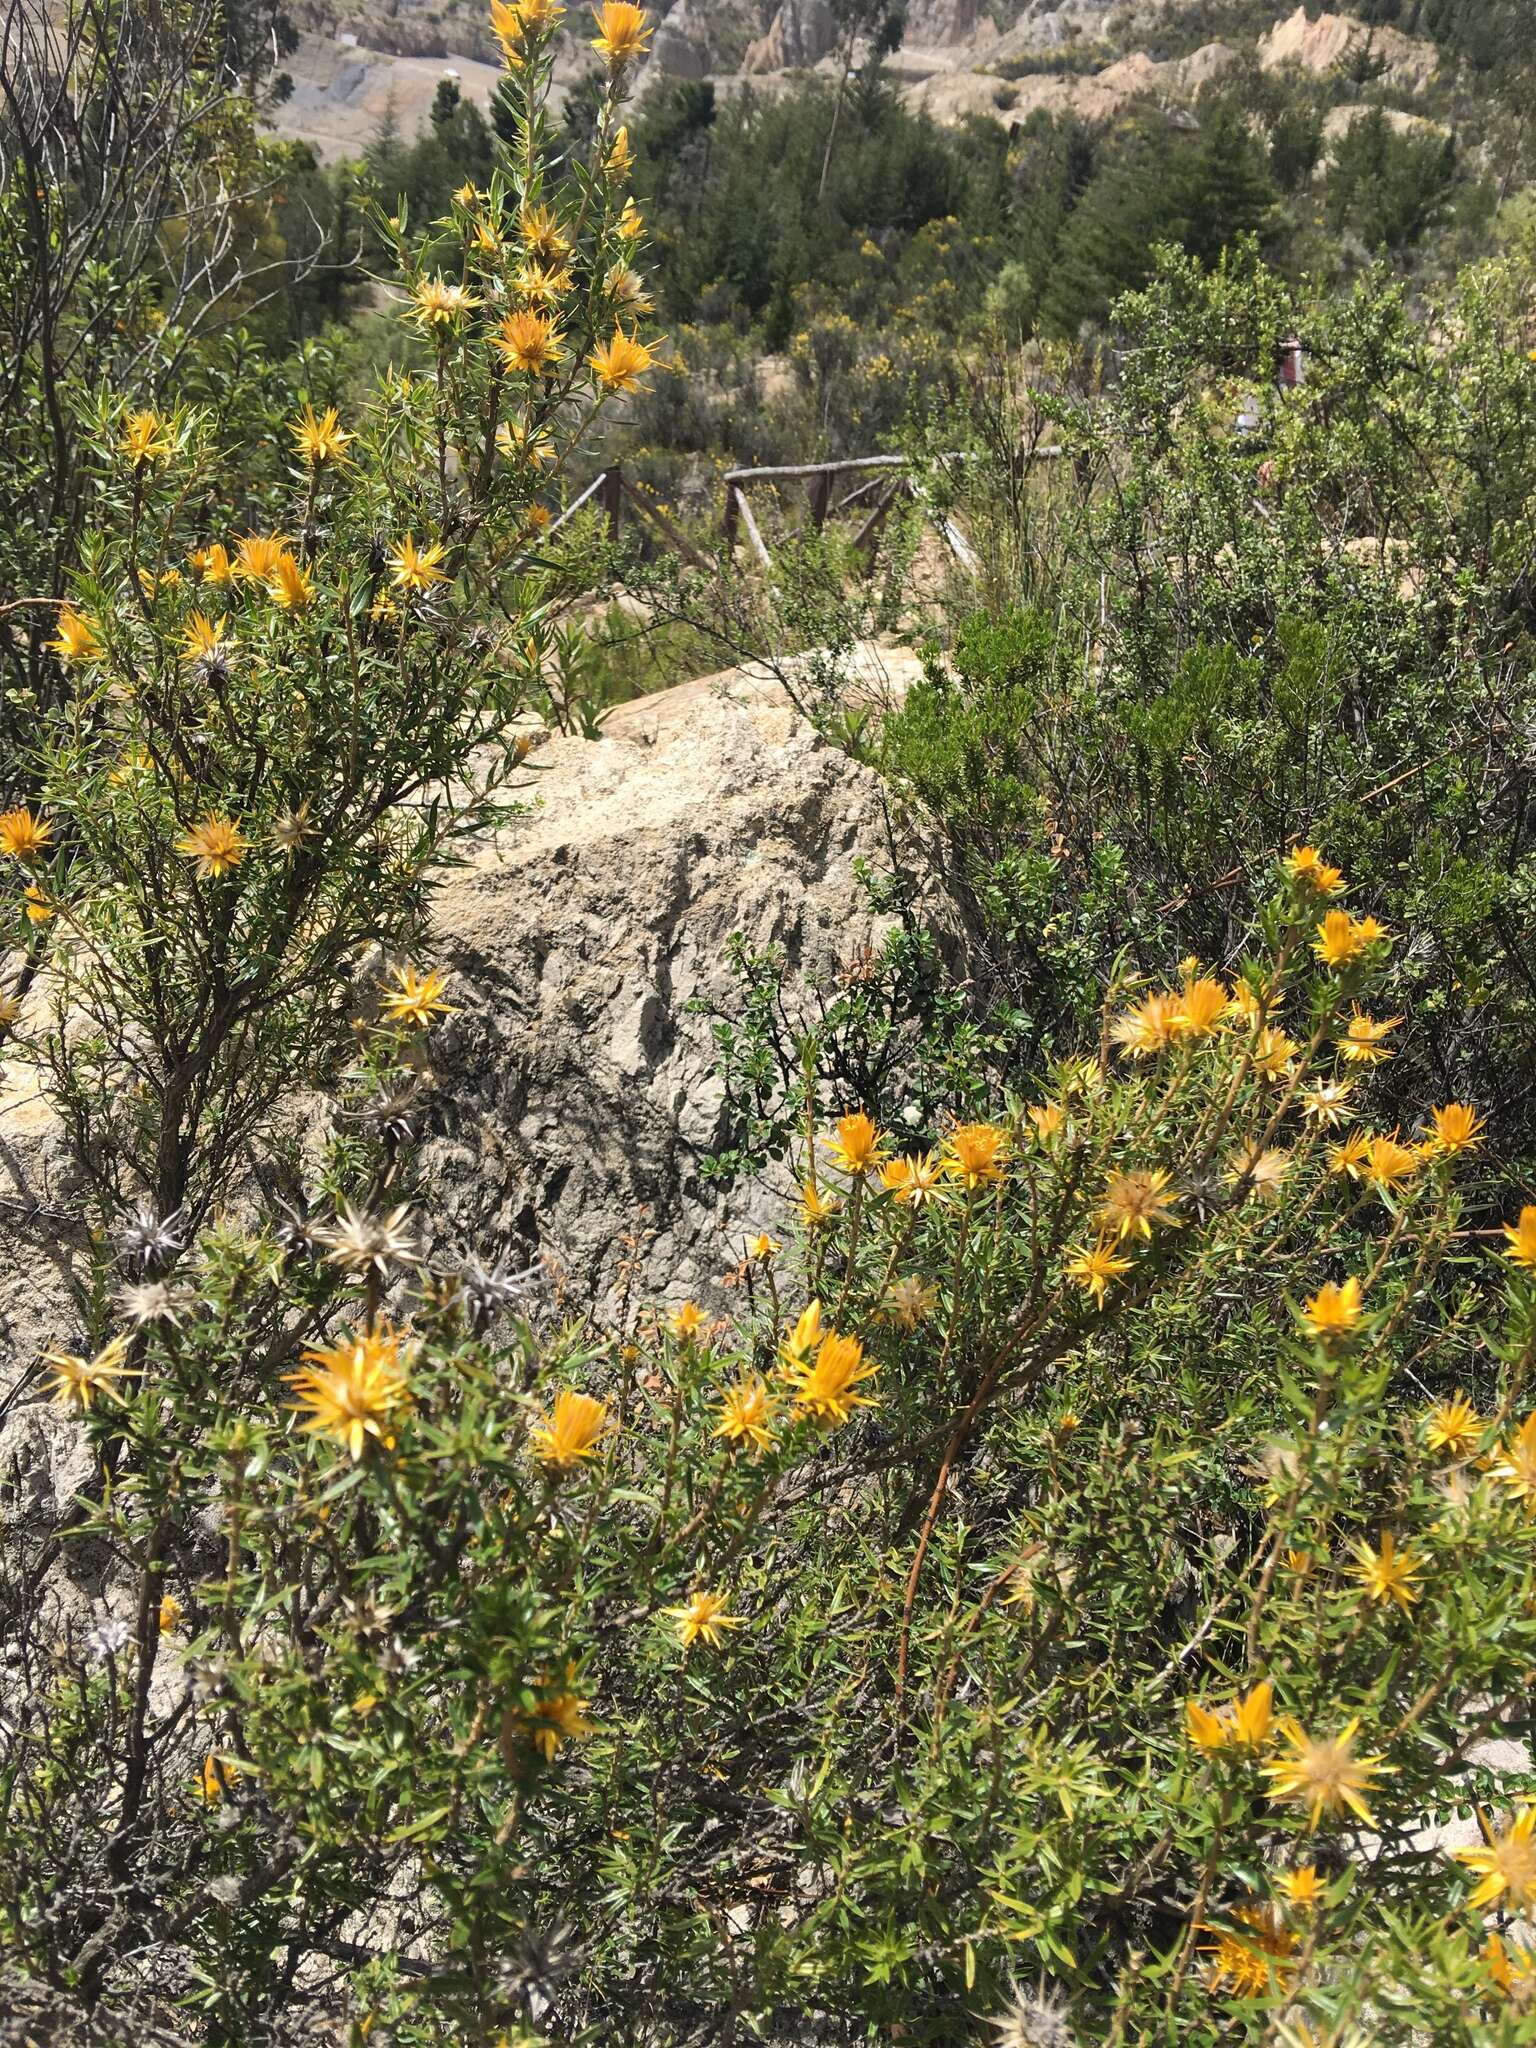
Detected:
left=1259, top=4, right=1438, bottom=89
left=744, top=0, right=838, bottom=75
left=422, top=647, right=932, bottom=1316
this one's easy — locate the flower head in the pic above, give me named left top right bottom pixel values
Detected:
left=1262, top=1717, right=1387, bottom=1828
left=1065, top=1238, right=1133, bottom=1307
left=1299, top=1276, right=1363, bottom=1345
left=387, top=535, right=450, bottom=594
left=800, top=1180, right=840, bottom=1227
left=380, top=963, right=455, bottom=1030
left=879, top=1151, right=943, bottom=1206
left=666, top=1299, right=707, bottom=1342
left=591, top=1, right=651, bottom=65
left=825, top=1111, right=886, bottom=1176
left=715, top=1376, right=775, bottom=1452
left=530, top=1664, right=593, bottom=1760
left=289, top=403, right=353, bottom=467
left=943, top=1121, right=1009, bottom=1190
left=784, top=1326, right=878, bottom=1427
left=1429, top=1102, right=1485, bottom=1156
left=1276, top=1864, right=1325, bottom=1911
left=1202, top=1902, right=1298, bottom=1998
left=320, top=1202, right=418, bottom=1279
left=22, top=884, right=54, bottom=923
left=883, top=1275, right=938, bottom=1329
left=1111, top=991, right=1183, bottom=1058
left=666, top=1589, right=744, bottom=1649
left=46, top=606, right=103, bottom=664
left=0, top=808, right=55, bottom=862
left=176, top=814, right=249, bottom=879
left=1313, top=909, right=1389, bottom=969
left=287, top=1323, right=411, bottom=1460
left=606, top=125, right=635, bottom=176
left=233, top=533, right=290, bottom=583
left=42, top=1333, right=139, bottom=1412
left=411, top=276, right=480, bottom=328
left=1098, top=1166, right=1179, bottom=1242
left=1362, top=1132, right=1420, bottom=1191
left=119, top=409, right=173, bottom=465
left=1492, top=1413, right=1536, bottom=1502
left=1347, top=1530, right=1423, bottom=1610
left=530, top=1388, right=613, bottom=1469
left=492, top=308, right=564, bottom=375
left=1338, top=1009, right=1402, bottom=1064
left=1185, top=1679, right=1273, bottom=1754
left=190, top=542, right=235, bottom=584
left=1286, top=846, right=1345, bottom=894
left=1504, top=1207, right=1536, bottom=1271
left=589, top=323, right=656, bottom=393
left=1302, top=1078, right=1356, bottom=1128
left=1455, top=1807, right=1536, bottom=1912
left=1426, top=1391, right=1481, bottom=1457
left=179, top=611, right=233, bottom=667
left=266, top=553, right=313, bottom=610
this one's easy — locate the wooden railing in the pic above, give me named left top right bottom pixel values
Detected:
left=536, top=446, right=1059, bottom=575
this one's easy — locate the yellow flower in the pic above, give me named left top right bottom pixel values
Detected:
left=784, top=1327, right=878, bottom=1426
left=516, top=261, right=575, bottom=307
left=1064, top=1238, right=1133, bottom=1308
left=497, top=417, right=556, bottom=466
left=1362, top=1132, right=1419, bottom=1190
left=1302, top=1077, right=1356, bottom=1128
left=1429, top=1102, right=1485, bottom=1155
left=179, top=611, right=232, bottom=665
left=606, top=125, right=635, bottom=176
left=943, top=1121, right=1009, bottom=1190
left=22, top=885, right=54, bottom=923
left=1426, top=1392, right=1481, bottom=1456
left=1347, top=1530, right=1423, bottom=1610
left=490, top=0, right=526, bottom=59
left=42, top=1332, right=139, bottom=1411
left=1099, top=1166, right=1179, bottom=1242
left=1299, top=1276, right=1363, bottom=1344
left=605, top=261, right=653, bottom=312
left=1262, top=1717, right=1387, bottom=1828
left=1176, top=976, right=1230, bottom=1038
left=529, top=1387, right=613, bottom=1469
left=233, top=533, right=290, bottom=583
left=1284, top=1548, right=1314, bottom=1576
left=387, top=535, right=450, bottom=593
left=779, top=1300, right=825, bottom=1371
left=1110, top=991, right=1183, bottom=1058
left=1277, top=1864, right=1325, bottom=1910
left=176, top=814, right=249, bottom=879
left=1482, top=1928, right=1536, bottom=1996
left=589, top=323, right=656, bottom=393
left=824, top=1111, right=886, bottom=1176
left=1185, top=1679, right=1273, bottom=1754
left=666, top=1589, right=745, bottom=1649
left=379, top=964, right=454, bottom=1030
left=748, top=1233, right=780, bottom=1260
left=800, top=1179, right=840, bottom=1227
left=1026, top=1102, right=1064, bottom=1144
left=1202, top=1902, right=1298, bottom=1997
left=190, top=542, right=235, bottom=583
left=411, top=276, right=480, bottom=327
left=879, top=1151, right=943, bottom=1206
left=289, top=403, right=352, bottom=467
left=1251, top=1026, right=1299, bottom=1081
left=1285, top=846, right=1345, bottom=894
left=531, top=1664, right=593, bottom=1759
left=0, top=807, right=55, bottom=861
left=492, top=309, right=564, bottom=375
left=46, top=606, right=103, bottom=663
left=1492, top=1414, right=1536, bottom=1502
left=591, top=0, right=651, bottom=65
left=1455, top=1807, right=1536, bottom=1912
left=158, top=1593, right=183, bottom=1635
left=1313, top=908, right=1388, bottom=969
left=519, top=203, right=572, bottom=264
left=1338, top=1009, right=1403, bottom=1064
left=119, top=408, right=173, bottom=465
left=715, top=1376, right=775, bottom=1452
left=470, top=215, right=502, bottom=255
left=286, top=1323, right=411, bottom=1460
left=616, top=196, right=644, bottom=240
left=883, top=1275, right=938, bottom=1329
left=1328, top=1130, right=1371, bottom=1179
left=192, top=1753, right=239, bottom=1802
left=1503, top=1206, right=1536, bottom=1270
left=666, top=1300, right=707, bottom=1342
left=266, top=553, right=314, bottom=611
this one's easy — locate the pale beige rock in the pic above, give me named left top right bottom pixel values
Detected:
left=1259, top=4, right=1439, bottom=90
left=420, top=648, right=938, bottom=1315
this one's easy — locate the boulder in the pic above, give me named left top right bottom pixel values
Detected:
left=422, top=648, right=934, bottom=1317
left=744, top=0, right=837, bottom=75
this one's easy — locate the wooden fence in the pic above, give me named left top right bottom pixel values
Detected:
left=535, top=450, right=1009, bottom=576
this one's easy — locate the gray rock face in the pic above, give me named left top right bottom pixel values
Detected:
left=744, top=0, right=837, bottom=75
left=421, top=657, right=925, bottom=1315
